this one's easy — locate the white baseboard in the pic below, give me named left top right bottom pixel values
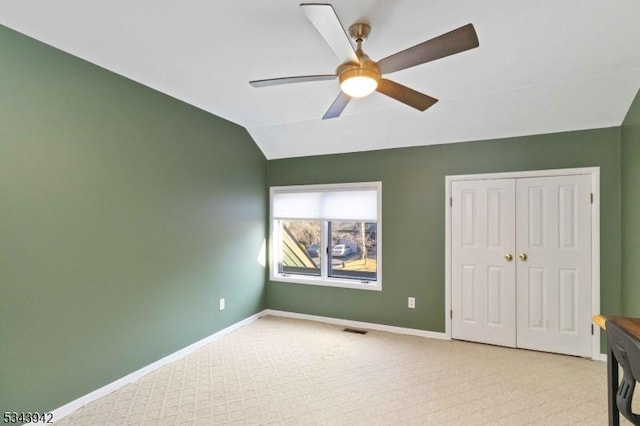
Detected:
left=33, top=309, right=444, bottom=424
left=264, top=309, right=449, bottom=340
left=35, top=311, right=267, bottom=425
left=266, top=310, right=612, bottom=362
left=31, top=307, right=602, bottom=424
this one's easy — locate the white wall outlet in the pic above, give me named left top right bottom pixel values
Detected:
left=408, top=297, right=415, bottom=309
left=219, top=298, right=225, bottom=311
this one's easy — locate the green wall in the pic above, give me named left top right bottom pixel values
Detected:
left=267, top=128, right=622, bottom=331
left=622, top=89, right=640, bottom=317
left=0, top=26, right=267, bottom=413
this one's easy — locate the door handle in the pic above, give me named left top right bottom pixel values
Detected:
left=519, top=253, right=528, bottom=261
left=504, top=253, right=513, bottom=261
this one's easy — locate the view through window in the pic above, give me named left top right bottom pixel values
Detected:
left=328, top=221, right=377, bottom=281
left=279, top=220, right=321, bottom=277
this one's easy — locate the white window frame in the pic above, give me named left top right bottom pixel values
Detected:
left=270, top=182, right=382, bottom=291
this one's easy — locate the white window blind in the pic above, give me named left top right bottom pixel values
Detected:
left=272, top=188, right=378, bottom=221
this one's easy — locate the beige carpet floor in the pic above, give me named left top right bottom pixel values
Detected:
left=54, top=315, right=633, bottom=425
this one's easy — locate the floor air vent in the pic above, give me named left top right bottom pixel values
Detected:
left=343, top=328, right=368, bottom=335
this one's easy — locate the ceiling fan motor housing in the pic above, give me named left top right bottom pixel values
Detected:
left=337, top=55, right=381, bottom=87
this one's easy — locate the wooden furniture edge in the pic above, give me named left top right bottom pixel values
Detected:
left=593, top=314, right=640, bottom=339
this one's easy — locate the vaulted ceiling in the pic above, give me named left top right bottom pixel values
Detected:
left=2, top=1, right=639, bottom=159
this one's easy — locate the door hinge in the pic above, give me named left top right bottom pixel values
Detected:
left=450, top=309, right=453, bottom=319
left=590, top=193, right=594, bottom=204
left=591, top=324, right=594, bottom=335
left=450, top=197, right=452, bottom=207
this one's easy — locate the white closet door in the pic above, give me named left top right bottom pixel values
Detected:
left=451, top=179, right=517, bottom=347
left=515, top=175, right=592, bottom=357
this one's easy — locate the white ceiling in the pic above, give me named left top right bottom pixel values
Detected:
left=1, top=0, right=639, bottom=159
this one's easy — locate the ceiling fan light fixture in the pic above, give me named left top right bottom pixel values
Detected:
left=339, top=67, right=379, bottom=98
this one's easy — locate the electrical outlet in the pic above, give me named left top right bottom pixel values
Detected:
left=408, top=297, right=415, bottom=309
left=219, top=298, right=225, bottom=311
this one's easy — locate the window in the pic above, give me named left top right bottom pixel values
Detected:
left=270, top=182, right=381, bottom=291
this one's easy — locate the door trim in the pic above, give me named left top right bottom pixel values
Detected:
left=444, top=167, right=601, bottom=359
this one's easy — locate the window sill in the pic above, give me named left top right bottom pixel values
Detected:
left=270, top=274, right=382, bottom=291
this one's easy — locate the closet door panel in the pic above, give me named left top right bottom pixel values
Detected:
left=515, top=175, right=592, bottom=357
left=451, top=179, right=516, bottom=347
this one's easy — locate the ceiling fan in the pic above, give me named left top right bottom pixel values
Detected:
left=249, top=3, right=479, bottom=120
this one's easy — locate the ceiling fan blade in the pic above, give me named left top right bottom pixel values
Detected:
left=377, top=23, right=479, bottom=75
left=322, top=91, right=351, bottom=119
left=250, top=74, right=336, bottom=88
left=376, top=79, right=438, bottom=111
left=300, top=3, right=359, bottom=64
